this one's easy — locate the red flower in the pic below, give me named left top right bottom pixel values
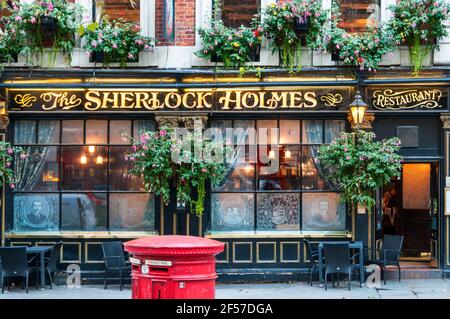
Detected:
left=253, top=30, right=260, bottom=37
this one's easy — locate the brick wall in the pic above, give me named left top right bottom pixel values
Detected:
left=100, top=0, right=140, bottom=23
left=155, top=0, right=195, bottom=46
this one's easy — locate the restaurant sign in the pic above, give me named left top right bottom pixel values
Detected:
left=369, top=88, right=448, bottom=111
left=8, top=87, right=354, bottom=112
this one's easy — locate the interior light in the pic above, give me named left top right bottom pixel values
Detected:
left=96, top=156, right=103, bottom=165
left=269, top=150, right=276, bottom=160
left=80, top=155, right=87, bottom=164
left=88, top=146, right=96, bottom=154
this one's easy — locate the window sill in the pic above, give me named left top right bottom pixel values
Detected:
left=5, top=231, right=159, bottom=239
left=205, top=231, right=351, bottom=239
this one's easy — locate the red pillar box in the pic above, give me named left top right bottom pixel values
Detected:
left=124, top=235, right=225, bottom=299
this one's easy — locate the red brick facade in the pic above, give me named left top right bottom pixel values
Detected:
left=155, top=0, right=196, bottom=46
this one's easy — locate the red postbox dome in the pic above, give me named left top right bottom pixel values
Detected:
left=124, top=235, right=225, bottom=256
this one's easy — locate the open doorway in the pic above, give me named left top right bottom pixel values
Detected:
left=381, top=162, right=439, bottom=267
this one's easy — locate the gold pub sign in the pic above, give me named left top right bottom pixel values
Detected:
left=9, top=87, right=353, bottom=112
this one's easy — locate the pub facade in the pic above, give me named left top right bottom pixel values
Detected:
left=1, top=0, right=450, bottom=283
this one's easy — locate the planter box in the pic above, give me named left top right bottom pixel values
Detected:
left=211, top=45, right=261, bottom=63
left=89, top=51, right=139, bottom=64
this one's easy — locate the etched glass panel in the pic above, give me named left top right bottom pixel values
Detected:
left=302, top=193, right=346, bottom=231
left=61, top=193, right=107, bottom=230
left=13, top=194, right=59, bottom=231
left=211, top=193, right=254, bottom=231
left=256, top=193, right=299, bottom=231
left=109, top=193, right=155, bottom=231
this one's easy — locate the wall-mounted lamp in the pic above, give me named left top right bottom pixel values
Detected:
left=350, top=105, right=367, bottom=128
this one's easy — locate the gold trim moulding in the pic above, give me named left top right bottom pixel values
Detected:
left=5, top=231, right=159, bottom=239
left=205, top=231, right=351, bottom=239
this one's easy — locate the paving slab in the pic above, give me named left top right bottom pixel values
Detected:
left=0, top=279, right=449, bottom=299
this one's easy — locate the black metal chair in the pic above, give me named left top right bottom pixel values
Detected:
left=323, top=243, right=360, bottom=291
left=304, top=239, right=322, bottom=286
left=101, top=241, right=130, bottom=291
left=0, top=247, right=37, bottom=293
left=365, top=234, right=404, bottom=284
left=45, top=241, right=63, bottom=289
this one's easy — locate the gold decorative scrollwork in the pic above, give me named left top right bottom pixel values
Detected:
left=14, top=94, right=36, bottom=108
left=320, top=93, right=343, bottom=107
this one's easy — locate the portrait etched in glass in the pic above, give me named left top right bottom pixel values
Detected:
left=302, top=193, right=346, bottom=231
left=211, top=193, right=254, bottom=231
left=13, top=194, right=59, bottom=231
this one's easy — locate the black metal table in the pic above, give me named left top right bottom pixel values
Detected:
left=317, top=241, right=364, bottom=287
left=26, top=246, right=53, bottom=289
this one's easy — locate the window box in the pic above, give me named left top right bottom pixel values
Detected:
left=210, top=45, right=261, bottom=63
left=89, top=51, right=139, bottom=64
left=1, top=53, right=18, bottom=63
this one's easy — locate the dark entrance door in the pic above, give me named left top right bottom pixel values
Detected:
left=381, top=162, right=439, bottom=262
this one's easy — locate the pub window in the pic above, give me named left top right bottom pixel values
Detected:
left=11, top=119, right=155, bottom=232
left=210, top=119, right=347, bottom=232
left=335, top=0, right=380, bottom=33
left=94, top=0, right=140, bottom=23
left=214, top=0, right=261, bottom=27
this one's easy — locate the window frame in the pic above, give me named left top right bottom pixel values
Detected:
left=209, top=117, right=350, bottom=234
left=9, top=118, right=157, bottom=233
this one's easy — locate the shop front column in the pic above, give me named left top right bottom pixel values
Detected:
left=440, top=115, right=450, bottom=271
left=347, top=104, right=376, bottom=247
left=0, top=101, right=8, bottom=246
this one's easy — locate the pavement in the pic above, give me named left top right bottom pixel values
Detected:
left=0, top=279, right=450, bottom=299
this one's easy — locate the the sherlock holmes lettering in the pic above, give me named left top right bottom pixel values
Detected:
left=371, top=88, right=445, bottom=110
left=10, top=89, right=349, bottom=112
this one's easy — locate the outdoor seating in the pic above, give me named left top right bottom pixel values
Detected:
left=0, top=247, right=37, bottom=293
left=304, top=239, right=322, bottom=286
left=101, top=241, right=130, bottom=291
left=364, top=234, right=404, bottom=284
left=323, top=243, right=361, bottom=291
left=45, top=241, right=63, bottom=289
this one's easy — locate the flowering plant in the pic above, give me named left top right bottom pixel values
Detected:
left=80, top=19, right=156, bottom=67
left=125, top=129, right=228, bottom=217
left=196, top=20, right=262, bottom=72
left=325, top=5, right=393, bottom=71
left=259, top=0, right=328, bottom=72
left=2, top=0, right=83, bottom=66
left=0, top=142, right=27, bottom=189
left=386, top=0, right=450, bottom=76
left=318, top=130, right=402, bottom=211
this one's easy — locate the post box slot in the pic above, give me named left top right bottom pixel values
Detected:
left=150, top=267, right=169, bottom=273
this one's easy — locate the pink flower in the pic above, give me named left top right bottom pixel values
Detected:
left=159, top=130, right=167, bottom=137
left=201, top=168, right=207, bottom=173
left=19, top=153, right=27, bottom=160
left=128, top=53, right=134, bottom=59
left=9, top=184, right=15, bottom=189
left=7, top=148, right=13, bottom=155
left=343, top=147, right=348, bottom=152
left=15, top=16, right=22, bottom=21
left=346, top=156, right=350, bottom=160
left=47, top=3, right=54, bottom=12
left=6, top=162, right=11, bottom=167
left=31, top=16, right=37, bottom=24
left=91, top=40, right=98, bottom=48
left=144, top=45, right=150, bottom=50
left=140, top=133, right=150, bottom=144
left=112, top=43, right=118, bottom=49
left=132, top=144, right=138, bottom=152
